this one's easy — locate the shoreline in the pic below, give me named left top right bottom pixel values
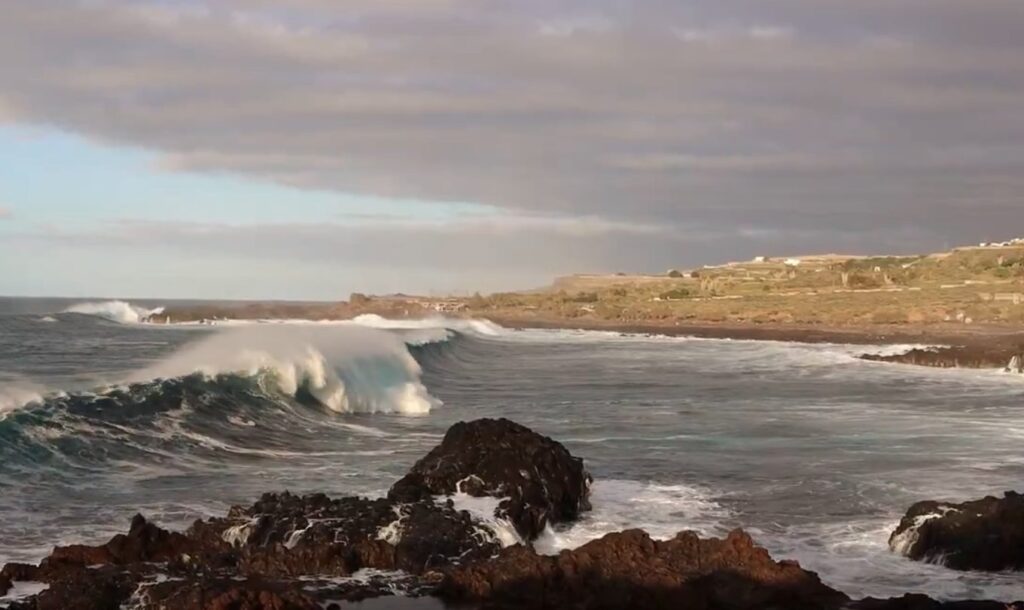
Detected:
left=153, top=304, right=1024, bottom=370
left=156, top=305, right=1024, bottom=347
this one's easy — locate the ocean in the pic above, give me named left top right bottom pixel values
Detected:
left=1, top=298, right=1023, bottom=601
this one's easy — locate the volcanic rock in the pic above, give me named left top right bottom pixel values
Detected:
left=389, top=418, right=592, bottom=540
left=438, top=528, right=849, bottom=610
left=862, top=345, right=1024, bottom=371
left=890, top=491, right=1024, bottom=571
left=196, top=491, right=501, bottom=576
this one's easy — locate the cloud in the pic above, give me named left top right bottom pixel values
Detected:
left=0, top=206, right=11, bottom=220
left=0, top=0, right=1023, bottom=278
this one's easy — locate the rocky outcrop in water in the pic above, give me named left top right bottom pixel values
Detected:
left=890, top=491, right=1024, bottom=571
left=438, top=528, right=848, bottom=610
left=3, top=418, right=1022, bottom=610
left=389, top=417, right=592, bottom=540
left=861, top=345, right=1024, bottom=371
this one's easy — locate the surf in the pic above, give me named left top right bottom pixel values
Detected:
left=63, top=300, right=165, bottom=324
left=132, top=324, right=440, bottom=415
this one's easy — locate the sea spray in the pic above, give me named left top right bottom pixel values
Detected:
left=132, top=324, right=439, bottom=415
left=64, top=301, right=164, bottom=324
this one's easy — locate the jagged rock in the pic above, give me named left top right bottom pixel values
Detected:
left=389, top=418, right=592, bottom=540
left=138, top=572, right=436, bottom=610
left=890, top=491, right=1024, bottom=571
left=852, top=594, right=1024, bottom=609
left=862, top=346, right=1024, bottom=371
left=3, top=565, right=139, bottom=610
left=438, top=528, right=850, bottom=610
left=138, top=578, right=321, bottom=610
left=41, top=514, right=203, bottom=572
left=5, top=419, right=1024, bottom=610
left=197, top=491, right=501, bottom=577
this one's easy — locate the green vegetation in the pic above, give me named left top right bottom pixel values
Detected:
left=468, top=245, right=1024, bottom=327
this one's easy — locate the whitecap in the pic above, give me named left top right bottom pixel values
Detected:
left=534, top=479, right=730, bottom=554
left=63, top=300, right=164, bottom=324
left=132, top=325, right=440, bottom=415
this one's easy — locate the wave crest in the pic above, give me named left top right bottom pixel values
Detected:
left=134, top=325, right=439, bottom=415
left=64, top=300, right=164, bottom=324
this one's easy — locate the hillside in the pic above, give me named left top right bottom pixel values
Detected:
left=471, top=243, right=1024, bottom=328
left=155, top=242, right=1024, bottom=336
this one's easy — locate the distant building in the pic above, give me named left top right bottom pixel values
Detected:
left=432, top=301, right=468, bottom=313
left=752, top=256, right=767, bottom=263
left=784, top=258, right=802, bottom=267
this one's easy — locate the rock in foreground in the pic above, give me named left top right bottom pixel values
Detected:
left=439, top=528, right=849, bottom=610
left=890, top=491, right=1024, bottom=571
left=3, top=418, right=1023, bottom=610
left=389, top=418, right=592, bottom=540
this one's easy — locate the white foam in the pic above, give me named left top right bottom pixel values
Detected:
left=222, top=518, right=260, bottom=547
left=133, top=325, right=439, bottom=415
left=535, top=479, right=730, bottom=554
left=63, top=300, right=164, bottom=324
left=0, top=581, right=48, bottom=603
left=376, top=506, right=407, bottom=545
left=762, top=516, right=1024, bottom=601
left=442, top=492, right=523, bottom=548
left=889, top=507, right=958, bottom=557
left=0, top=381, right=46, bottom=417
left=348, top=314, right=505, bottom=337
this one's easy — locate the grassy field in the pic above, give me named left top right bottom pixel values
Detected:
left=466, top=245, right=1024, bottom=327
left=157, top=243, right=1024, bottom=331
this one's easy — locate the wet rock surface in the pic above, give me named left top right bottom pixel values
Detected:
left=890, top=491, right=1024, bottom=571
left=389, top=418, right=592, bottom=541
left=3, top=418, right=1023, bottom=610
left=861, top=345, right=1024, bottom=371
left=851, top=595, right=1023, bottom=610
left=438, top=528, right=849, bottom=610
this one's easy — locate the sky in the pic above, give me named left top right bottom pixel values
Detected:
left=1, top=0, right=1022, bottom=300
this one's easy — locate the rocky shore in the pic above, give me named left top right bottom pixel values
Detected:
left=890, top=491, right=1024, bottom=572
left=153, top=301, right=1024, bottom=374
left=861, top=344, right=1024, bottom=372
left=2, top=419, right=1022, bottom=610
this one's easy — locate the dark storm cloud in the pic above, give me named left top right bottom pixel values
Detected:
left=2, top=0, right=1022, bottom=281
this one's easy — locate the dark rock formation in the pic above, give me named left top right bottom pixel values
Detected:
left=438, top=528, right=849, bottom=610
left=198, top=491, right=500, bottom=576
left=389, top=418, right=592, bottom=540
left=3, top=418, right=1023, bottom=610
left=890, top=491, right=1024, bottom=571
left=862, top=345, right=1024, bottom=371
left=42, top=513, right=202, bottom=571
left=852, top=594, right=1023, bottom=610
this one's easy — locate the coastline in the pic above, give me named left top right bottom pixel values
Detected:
left=153, top=303, right=1024, bottom=370
left=486, top=315, right=1024, bottom=347
left=156, top=303, right=1024, bottom=347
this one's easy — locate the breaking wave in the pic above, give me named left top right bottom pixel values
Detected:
left=0, top=324, right=450, bottom=493
left=0, top=382, right=46, bottom=416
left=133, top=325, right=439, bottom=415
left=63, top=300, right=164, bottom=324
